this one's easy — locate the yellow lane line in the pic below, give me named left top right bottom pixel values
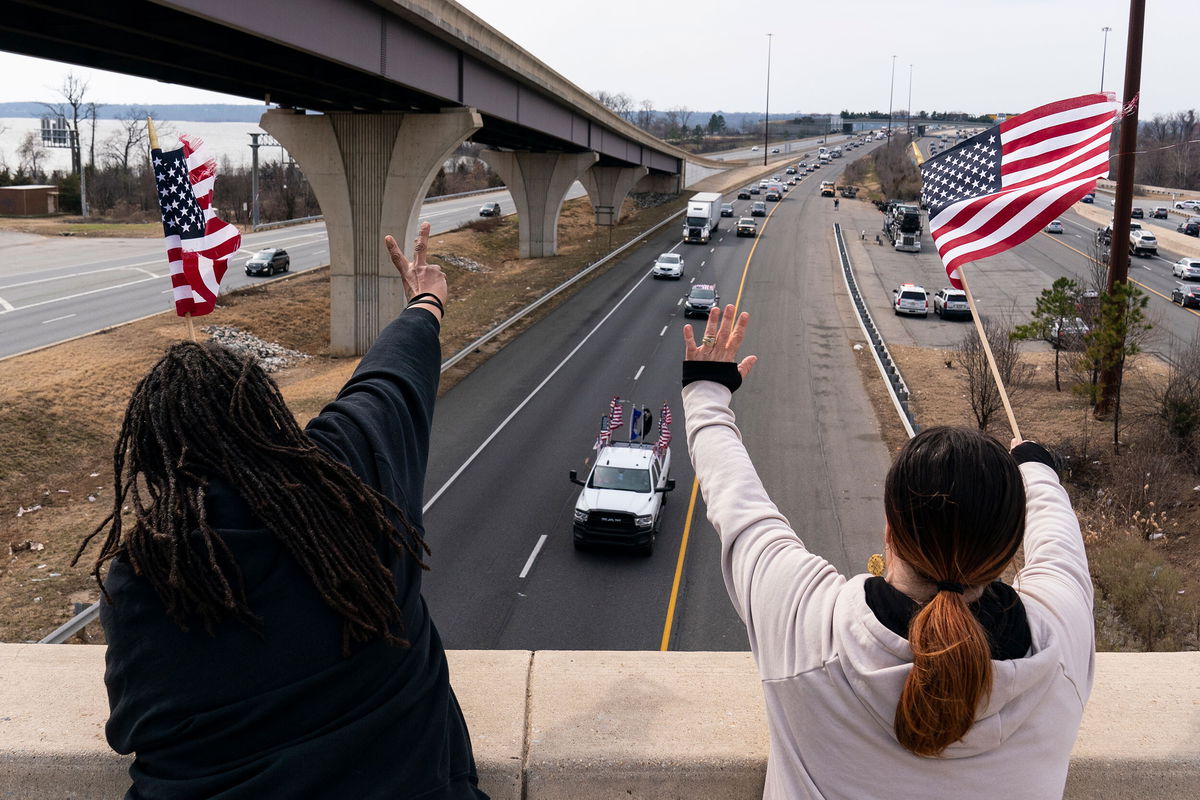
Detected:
left=659, top=195, right=788, bottom=650
left=1038, top=232, right=1200, bottom=317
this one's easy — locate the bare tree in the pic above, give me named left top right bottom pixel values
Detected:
left=85, top=101, right=104, bottom=169
left=591, top=90, right=634, bottom=120
left=955, top=317, right=1031, bottom=431
left=16, top=131, right=47, bottom=177
left=103, top=108, right=152, bottom=171
left=41, top=71, right=91, bottom=174
left=634, top=99, right=655, bottom=133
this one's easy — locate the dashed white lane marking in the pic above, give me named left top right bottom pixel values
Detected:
left=659, top=325, right=668, bottom=337
left=518, top=535, right=548, bottom=579
left=634, top=365, right=645, bottom=381
left=41, top=314, right=76, bottom=324
left=709, top=247, right=715, bottom=253
left=0, top=295, right=12, bottom=312
left=677, top=298, right=683, bottom=306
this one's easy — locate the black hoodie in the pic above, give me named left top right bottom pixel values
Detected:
left=100, top=308, right=487, bottom=799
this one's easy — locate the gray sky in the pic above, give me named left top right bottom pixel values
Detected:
left=0, top=0, right=1191, bottom=118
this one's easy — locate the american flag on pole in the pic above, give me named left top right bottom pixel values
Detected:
left=151, top=135, right=241, bottom=316
left=920, top=93, right=1122, bottom=288
left=596, top=396, right=623, bottom=449
left=655, top=402, right=672, bottom=451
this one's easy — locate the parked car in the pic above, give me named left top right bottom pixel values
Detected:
left=893, top=283, right=929, bottom=317
left=1131, top=207, right=1144, bottom=219
left=750, top=201, right=767, bottom=217
left=1175, top=199, right=1200, bottom=211
left=720, top=203, right=735, bottom=217
left=1081, top=193, right=1095, bottom=204
left=683, top=283, right=719, bottom=318
left=1177, top=218, right=1200, bottom=237
left=1045, top=317, right=1090, bottom=350
left=479, top=201, right=501, bottom=217
left=1172, top=258, right=1200, bottom=280
left=735, top=217, right=757, bottom=237
left=651, top=252, right=684, bottom=280
left=1044, top=220, right=1064, bottom=234
left=244, top=248, right=290, bottom=277
left=1171, top=283, right=1200, bottom=309
left=932, top=287, right=970, bottom=319
left=737, top=188, right=752, bottom=199
left=1151, top=207, right=1169, bottom=219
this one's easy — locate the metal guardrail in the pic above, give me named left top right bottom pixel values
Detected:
left=39, top=602, right=101, bottom=644
left=251, top=214, right=324, bottom=232
left=832, top=223, right=918, bottom=438
left=248, top=188, right=507, bottom=232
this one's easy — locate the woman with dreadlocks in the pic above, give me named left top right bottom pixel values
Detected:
left=76, top=222, right=487, bottom=799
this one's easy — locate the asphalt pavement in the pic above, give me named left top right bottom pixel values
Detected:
left=0, top=185, right=586, bottom=359
left=418, top=152, right=892, bottom=652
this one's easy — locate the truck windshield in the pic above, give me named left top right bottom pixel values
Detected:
left=685, top=216, right=708, bottom=227
left=590, top=466, right=651, bottom=492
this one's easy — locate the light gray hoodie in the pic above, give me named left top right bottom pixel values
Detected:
left=683, top=381, right=1094, bottom=800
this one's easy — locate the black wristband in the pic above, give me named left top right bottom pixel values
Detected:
left=407, top=292, right=445, bottom=316
left=1011, top=441, right=1056, bottom=471
left=682, top=361, right=742, bottom=393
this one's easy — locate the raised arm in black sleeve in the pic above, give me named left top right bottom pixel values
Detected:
left=305, top=306, right=441, bottom=522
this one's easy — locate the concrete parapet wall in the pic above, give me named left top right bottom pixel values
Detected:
left=1, top=645, right=1196, bottom=799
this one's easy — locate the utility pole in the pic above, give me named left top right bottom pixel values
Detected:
left=249, top=132, right=263, bottom=229
left=1097, top=0, right=1145, bottom=417
left=1100, top=26, right=1113, bottom=92
left=886, top=55, right=897, bottom=142
left=763, top=33, right=773, bottom=167
left=907, top=64, right=913, bottom=137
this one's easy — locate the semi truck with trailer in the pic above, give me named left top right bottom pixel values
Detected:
left=884, top=202, right=923, bottom=252
left=682, top=192, right=722, bottom=244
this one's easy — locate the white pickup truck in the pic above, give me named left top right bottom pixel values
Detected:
left=570, top=402, right=675, bottom=556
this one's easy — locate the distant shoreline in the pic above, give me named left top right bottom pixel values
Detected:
left=0, top=102, right=267, bottom=124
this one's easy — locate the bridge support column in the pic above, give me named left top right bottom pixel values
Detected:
left=480, top=150, right=598, bottom=257
left=262, top=107, right=481, bottom=355
left=633, top=172, right=682, bottom=195
left=580, top=165, right=648, bottom=226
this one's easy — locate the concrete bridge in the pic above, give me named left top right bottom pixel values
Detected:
left=2, top=0, right=730, bottom=353
left=2, top=644, right=1197, bottom=798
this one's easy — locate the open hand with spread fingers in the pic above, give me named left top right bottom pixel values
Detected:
left=683, top=304, right=757, bottom=379
left=385, top=221, right=447, bottom=320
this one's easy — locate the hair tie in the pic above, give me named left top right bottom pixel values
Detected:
left=935, top=580, right=965, bottom=594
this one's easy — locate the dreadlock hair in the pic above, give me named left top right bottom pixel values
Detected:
left=74, top=340, right=430, bottom=654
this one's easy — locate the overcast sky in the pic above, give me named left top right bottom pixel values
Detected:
left=0, top=0, right=1190, bottom=118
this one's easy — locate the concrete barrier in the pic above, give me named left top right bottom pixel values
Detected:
left=2, top=645, right=1196, bottom=799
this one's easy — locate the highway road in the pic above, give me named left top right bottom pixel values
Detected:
left=0, top=184, right=584, bottom=359
left=418, top=148, right=891, bottom=651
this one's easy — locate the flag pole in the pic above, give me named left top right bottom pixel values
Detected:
left=148, top=117, right=197, bottom=343
left=959, top=265, right=1022, bottom=441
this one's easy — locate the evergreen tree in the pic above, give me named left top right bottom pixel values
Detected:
left=1012, top=277, right=1080, bottom=391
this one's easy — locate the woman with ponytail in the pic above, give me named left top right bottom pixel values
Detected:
left=682, top=306, right=1093, bottom=799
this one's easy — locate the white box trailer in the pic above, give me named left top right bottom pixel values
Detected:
left=683, top=192, right=722, bottom=244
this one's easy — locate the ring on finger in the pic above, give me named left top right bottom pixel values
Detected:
left=701, top=335, right=717, bottom=346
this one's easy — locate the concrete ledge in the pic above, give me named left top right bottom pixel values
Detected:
left=1, top=645, right=1197, bottom=798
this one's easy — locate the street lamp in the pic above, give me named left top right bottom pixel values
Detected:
left=763, top=33, right=773, bottom=166
left=886, top=55, right=897, bottom=142
left=1100, top=26, right=1113, bottom=92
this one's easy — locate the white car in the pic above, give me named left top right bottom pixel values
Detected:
left=570, top=437, right=674, bottom=555
left=651, top=252, right=684, bottom=279
left=1045, top=317, right=1090, bottom=350
left=1175, top=200, right=1200, bottom=211
left=1172, top=258, right=1200, bottom=280
left=933, top=288, right=970, bottom=319
left=893, top=284, right=929, bottom=317
left=1044, top=220, right=1064, bottom=234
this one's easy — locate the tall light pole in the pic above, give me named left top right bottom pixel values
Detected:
left=763, top=33, right=773, bottom=166
left=1100, top=26, right=1113, bottom=92
left=907, top=64, right=913, bottom=137
left=886, top=55, right=897, bottom=142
